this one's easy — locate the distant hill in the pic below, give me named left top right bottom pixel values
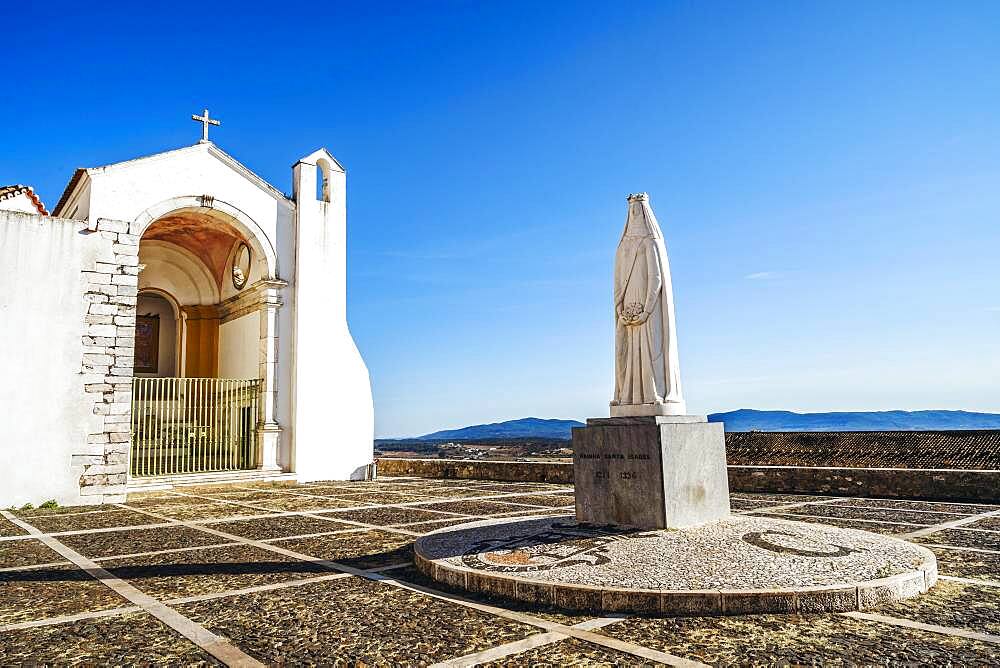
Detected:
left=709, top=409, right=1000, bottom=432
left=410, top=410, right=1000, bottom=441
left=417, top=417, right=585, bottom=441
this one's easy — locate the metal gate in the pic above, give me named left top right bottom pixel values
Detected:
left=130, top=377, right=261, bottom=477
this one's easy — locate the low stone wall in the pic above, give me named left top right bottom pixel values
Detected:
left=376, top=458, right=1000, bottom=504
left=725, top=430, right=1000, bottom=469
left=729, top=466, right=1000, bottom=504
left=377, top=458, right=573, bottom=484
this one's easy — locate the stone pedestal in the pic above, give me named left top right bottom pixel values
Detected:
left=572, top=415, right=730, bottom=529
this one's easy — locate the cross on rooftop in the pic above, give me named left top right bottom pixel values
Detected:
left=191, top=108, right=221, bottom=143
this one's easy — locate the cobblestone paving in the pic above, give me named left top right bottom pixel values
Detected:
left=57, top=526, right=226, bottom=559
left=969, top=516, right=1000, bottom=531
left=500, top=494, right=577, bottom=508
left=420, top=499, right=550, bottom=515
left=274, top=529, right=416, bottom=569
left=0, top=565, right=131, bottom=624
left=729, top=498, right=789, bottom=511
left=755, top=513, right=923, bottom=535
left=178, top=577, right=541, bottom=665
left=930, top=546, right=1000, bottom=580
left=205, top=514, right=355, bottom=541
left=876, top=579, right=1000, bottom=635
left=392, top=564, right=599, bottom=626
left=130, top=499, right=271, bottom=521
left=0, top=516, right=28, bottom=538
left=780, top=503, right=968, bottom=525
left=323, top=505, right=462, bottom=526
left=0, top=538, right=64, bottom=568
left=916, top=528, right=1000, bottom=551
left=480, top=637, right=662, bottom=667
left=15, top=509, right=160, bottom=533
left=830, top=498, right=1000, bottom=515
left=102, top=543, right=329, bottom=600
left=2, top=477, right=999, bottom=666
left=0, top=612, right=219, bottom=665
left=600, top=611, right=1000, bottom=665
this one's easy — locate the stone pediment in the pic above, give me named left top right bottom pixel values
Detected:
left=52, top=143, right=291, bottom=222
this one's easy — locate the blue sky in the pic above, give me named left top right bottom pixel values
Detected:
left=4, top=2, right=999, bottom=437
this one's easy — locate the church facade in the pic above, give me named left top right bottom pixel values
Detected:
left=0, top=131, right=374, bottom=506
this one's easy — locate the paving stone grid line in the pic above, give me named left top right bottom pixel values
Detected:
left=0, top=510, right=264, bottom=668
left=0, top=485, right=576, bottom=544
left=900, top=508, right=1000, bottom=539
left=1, top=562, right=411, bottom=633
left=4, top=480, right=1000, bottom=666
left=4, top=481, right=680, bottom=665
left=2, top=484, right=848, bottom=574
left=119, top=491, right=707, bottom=666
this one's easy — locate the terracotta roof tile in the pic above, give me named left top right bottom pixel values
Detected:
left=0, top=184, right=49, bottom=215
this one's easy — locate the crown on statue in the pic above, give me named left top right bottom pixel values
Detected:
left=626, top=192, right=649, bottom=202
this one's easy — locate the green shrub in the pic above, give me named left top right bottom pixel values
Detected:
left=19, top=503, right=34, bottom=511
left=39, top=500, right=59, bottom=509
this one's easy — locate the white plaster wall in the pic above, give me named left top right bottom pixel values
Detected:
left=0, top=212, right=108, bottom=506
left=219, top=313, right=259, bottom=379
left=0, top=193, right=41, bottom=214
left=82, top=144, right=290, bottom=278
left=135, top=293, right=177, bottom=377
left=290, top=153, right=374, bottom=481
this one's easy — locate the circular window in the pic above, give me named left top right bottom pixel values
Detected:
left=231, top=243, right=251, bottom=290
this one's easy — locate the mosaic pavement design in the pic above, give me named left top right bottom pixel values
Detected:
left=417, top=515, right=932, bottom=585
left=414, top=514, right=935, bottom=614
left=0, top=479, right=998, bottom=665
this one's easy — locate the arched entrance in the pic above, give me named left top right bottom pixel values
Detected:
left=128, top=201, right=284, bottom=478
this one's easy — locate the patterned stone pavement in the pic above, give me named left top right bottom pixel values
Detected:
left=0, top=478, right=998, bottom=666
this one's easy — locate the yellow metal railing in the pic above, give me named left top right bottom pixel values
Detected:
left=130, top=377, right=261, bottom=477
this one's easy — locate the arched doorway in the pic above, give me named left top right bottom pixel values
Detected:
left=129, top=203, right=283, bottom=478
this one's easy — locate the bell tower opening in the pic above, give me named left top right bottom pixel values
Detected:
left=316, top=158, right=332, bottom=202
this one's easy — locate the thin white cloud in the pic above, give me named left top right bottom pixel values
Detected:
left=745, top=271, right=783, bottom=280
left=700, top=375, right=773, bottom=386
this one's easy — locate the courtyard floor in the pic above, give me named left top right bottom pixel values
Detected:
left=2, top=477, right=999, bottom=666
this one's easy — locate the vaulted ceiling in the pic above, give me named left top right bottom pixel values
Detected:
left=141, top=212, right=242, bottom=289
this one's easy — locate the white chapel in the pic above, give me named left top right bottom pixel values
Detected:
left=0, top=113, right=374, bottom=507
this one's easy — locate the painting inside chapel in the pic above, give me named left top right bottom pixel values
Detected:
left=134, top=315, right=160, bottom=374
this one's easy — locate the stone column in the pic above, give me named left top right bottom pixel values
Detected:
left=256, top=281, right=284, bottom=471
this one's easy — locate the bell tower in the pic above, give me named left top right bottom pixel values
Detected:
left=291, top=149, right=374, bottom=480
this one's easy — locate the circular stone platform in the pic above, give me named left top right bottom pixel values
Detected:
left=414, top=515, right=937, bottom=616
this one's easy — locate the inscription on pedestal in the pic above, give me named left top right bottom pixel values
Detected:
left=573, top=417, right=731, bottom=530
left=574, top=423, right=666, bottom=528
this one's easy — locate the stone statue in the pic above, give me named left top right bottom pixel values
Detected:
left=611, top=193, right=686, bottom=416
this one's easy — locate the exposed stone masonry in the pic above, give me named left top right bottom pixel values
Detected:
left=726, top=430, right=1000, bottom=470
left=75, top=218, right=140, bottom=502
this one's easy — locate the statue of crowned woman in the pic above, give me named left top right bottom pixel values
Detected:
left=611, top=193, right=686, bottom=417
left=573, top=192, right=729, bottom=529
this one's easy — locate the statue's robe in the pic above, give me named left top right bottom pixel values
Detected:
left=612, top=196, right=685, bottom=414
